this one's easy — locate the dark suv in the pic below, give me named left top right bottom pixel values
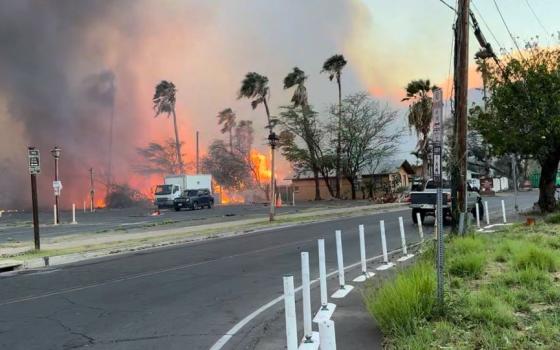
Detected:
left=173, top=189, right=214, bottom=211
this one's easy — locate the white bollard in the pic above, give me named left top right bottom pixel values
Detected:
left=331, top=230, right=353, bottom=299
left=501, top=199, right=507, bottom=223
left=475, top=202, right=481, bottom=229
left=353, top=225, right=374, bottom=282
left=72, top=203, right=77, bottom=224
left=283, top=275, right=298, bottom=350
left=300, top=252, right=313, bottom=343
left=83, top=201, right=86, bottom=213
left=314, top=239, right=336, bottom=323
left=292, top=188, right=296, bottom=206
left=53, top=204, right=58, bottom=226
left=376, top=220, right=394, bottom=271
left=397, top=217, right=414, bottom=262
left=318, top=319, right=337, bottom=350
left=485, top=201, right=490, bottom=225
left=416, top=212, right=424, bottom=242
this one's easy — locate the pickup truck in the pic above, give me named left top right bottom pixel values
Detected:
left=173, top=189, right=214, bottom=211
left=410, top=179, right=483, bottom=224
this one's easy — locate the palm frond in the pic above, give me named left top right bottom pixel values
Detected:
left=153, top=80, right=176, bottom=117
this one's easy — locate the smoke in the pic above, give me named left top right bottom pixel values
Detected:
left=0, top=0, right=370, bottom=209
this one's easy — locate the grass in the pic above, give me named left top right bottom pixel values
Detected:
left=364, top=222, right=560, bottom=349
left=545, top=212, right=560, bottom=224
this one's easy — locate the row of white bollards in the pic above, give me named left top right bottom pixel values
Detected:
left=475, top=200, right=509, bottom=230
left=283, top=216, right=423, bottom=349
left=52, top=203, right=79, bottom=225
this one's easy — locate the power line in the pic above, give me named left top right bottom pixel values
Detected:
left=471, top=1, right=504, bottom=52
left=524, top=0, right=550, bottom=40
left=491, top=0, right=525, bottom=59
left=437, top=0, right=457, bottom=13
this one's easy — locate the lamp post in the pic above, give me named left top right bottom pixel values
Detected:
left=268, top=131, right=279, bottom=222
left=50, top=146, right=61, bottom=224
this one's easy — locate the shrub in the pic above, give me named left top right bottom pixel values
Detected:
left=545, top=212, right=560, bottom=224
left=513, top=245, right=558, bottom=272
left=364, top=262, right=436, bottom=337
left=448, top=253, right=485, bottom=278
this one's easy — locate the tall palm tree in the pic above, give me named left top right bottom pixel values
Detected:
left=217, top=108, right=237, bottom=153
left=283, top=67, right=322, bottom=201
left=402, top=79, right=437, bottom=179
left=238, top=72, right=276, bottom=221
left=153, top=80, right=183, bottom=172
left=283, top=67, right=308, bottom=108
left=322, top=54, right=347, bottom=199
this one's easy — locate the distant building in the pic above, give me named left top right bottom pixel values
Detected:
left=290, top=159, right=415, bottom=201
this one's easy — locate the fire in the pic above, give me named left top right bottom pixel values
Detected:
left=250, top=150, right=271, bottom=183
left=95, top=198, right=106, bottom=209
left=220, top=190, right=245, bottom=204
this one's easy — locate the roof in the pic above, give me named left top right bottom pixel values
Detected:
left=290, top=159, right=414, bottom=180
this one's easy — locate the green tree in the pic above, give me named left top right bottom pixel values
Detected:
left=283, top=67, right=322, bottom=200
left=322, top=54, right=347, bottom=198
left=471, top=47, right=560, bottom=212
left=402, top=79, right=438, bottom=179
left=217, top=108, right=237, bottom=152
left=153, top=80, right=183, bottom=173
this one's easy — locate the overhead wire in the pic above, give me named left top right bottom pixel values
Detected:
left=471, top=1, right=505, bottom=54
left=491, top=0, right=525, bottom=59
left=524, top=0, right=550, bottom=40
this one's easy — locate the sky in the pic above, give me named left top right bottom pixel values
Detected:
left=0, top=0, right=558, bottom=209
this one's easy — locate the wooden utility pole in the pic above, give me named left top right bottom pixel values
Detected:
left=196, top=131, right=200, bottom=174
left=453, top=0, right=470, bottom=232
left=89, top=168, right=95, bottom=212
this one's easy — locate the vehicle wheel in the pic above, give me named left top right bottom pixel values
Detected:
left=174, top=206, right=180, bottom=212
left=208, top=201, right=213, bottom=209
left=193, top=202, right=199, bottom=210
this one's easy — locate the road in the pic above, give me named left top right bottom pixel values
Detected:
left=0, top=192, right=536, bottom=350
left=0, top=201, right=371, bottom=244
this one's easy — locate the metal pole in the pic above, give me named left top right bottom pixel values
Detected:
left=72, top=203, right=77, bottom=224
left=380, top=220, right=389, bottom=264
left=475, top=202, right=480, bottom=228
left=501, top=199, right=507, bottom=223
left=269, top=144, right=276, bottom=222
left=30, top=173, right=40, bottom=250
left=53, top=204, right=58, bottom=225
left=484, top=200, right=490, bottom=225
left=54, top=155, right=60, bottom=224
left=283, top=275, right=298, bottom=350
left=301, top=252, right=313, bottom=343
left=359, top=224, right=367, bottom=274
left=196, top=131, right=200, bottom=174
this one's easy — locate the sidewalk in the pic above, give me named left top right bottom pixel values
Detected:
left=0, top=202, right=406, bottom=270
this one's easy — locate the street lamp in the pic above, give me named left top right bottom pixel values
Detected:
left=50, top=146, right=61, bottom=224
left=268, top=131, right=279, bottom=222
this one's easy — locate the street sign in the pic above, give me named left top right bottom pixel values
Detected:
left=28, top=148, right=41, bottom=175
left=53, top=180, right=63, bottom=196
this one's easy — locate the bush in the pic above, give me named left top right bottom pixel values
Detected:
left=448, top=253, right=485, bottom=278
left=513, top=245, right=558, bottom=272
left=545, top=212, right=560, bottom=224
left=364, top=262, right=436, bottom=337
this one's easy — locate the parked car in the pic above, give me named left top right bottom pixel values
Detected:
left=173, top=189, right=214, bottom=211
left=409, top=179, right=483, bottom=224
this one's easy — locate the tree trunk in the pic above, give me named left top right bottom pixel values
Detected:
left=172, top=109, right=183, bottom=173
left=538, top=152, right=559, bottom=212
left=313, top=167, right=321, bottom=201
left=348, top=176, right=356, bottom=200
left=229, top=129, right=233, bottom=154
left=335, top=77, right=342, bottom=199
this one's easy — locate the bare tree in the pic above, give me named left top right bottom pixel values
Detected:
left=217, top=108, right=237, bottom=153
left=135, top=138, right=187, bottom=175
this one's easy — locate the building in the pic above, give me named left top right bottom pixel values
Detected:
left=291, top=159, right=415, bottom=201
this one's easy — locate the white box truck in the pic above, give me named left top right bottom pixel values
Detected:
left=154, top=174, right=212, bottom=208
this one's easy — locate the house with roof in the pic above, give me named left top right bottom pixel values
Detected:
left=290, top=159, right=415, bottom=201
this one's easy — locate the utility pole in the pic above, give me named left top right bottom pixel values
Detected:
left=89, top=168, right=95, bottom=212
left=196, top=131, right=200, bottom=174
left=452, top=0, right=470, bottom=233
left=51, top=146, right=61, bottom=224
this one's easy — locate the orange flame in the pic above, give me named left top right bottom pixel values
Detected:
left=250, top=150, right=271, bottom=183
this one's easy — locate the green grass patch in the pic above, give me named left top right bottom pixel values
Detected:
left=365, top=222, right=560, bottom=349
left=364, top=262, right=435, bottom=337
left=545, top=212, right=560, bottom=224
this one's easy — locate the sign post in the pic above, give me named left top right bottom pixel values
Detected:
left=28, top=147, right=41, bottom=250
left=432, top=88, right=444, bottom=311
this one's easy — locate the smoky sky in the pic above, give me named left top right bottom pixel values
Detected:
left=0, top=0, right=366, bottom=209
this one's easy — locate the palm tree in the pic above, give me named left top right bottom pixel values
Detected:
left=283, top=67, right=322, bottom=201
left=402, top=79, right=438, bottom=179
left=238, top=72, right=276, bottom=221
left=217, top=108, right=237, bottom=153
left=153, top=80, right=183, bottom=172
left=283, top=67, right=308, bottom=108
left=322, top=54, right=347, bottom=199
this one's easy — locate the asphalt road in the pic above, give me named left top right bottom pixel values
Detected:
left=0, top=201, right=372, bottom=244
left=0, top=192, right=537, bottom=350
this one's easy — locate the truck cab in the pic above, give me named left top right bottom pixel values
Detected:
left=154, top=184, right=182, bottom=208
